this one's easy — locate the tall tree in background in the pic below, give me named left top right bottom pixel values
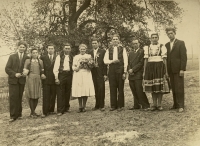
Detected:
left=0, top=0, right=183, bottom=53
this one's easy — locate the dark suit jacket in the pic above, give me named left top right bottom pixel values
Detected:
left=88, top=48, right=107, bottom=77
left=165, top=39, right=187, bottom=74
left=40, top=54, right=57, bottom=84
left=127, top=49, right=144, bottom=80
left=5, top=53, right=29, bottom=84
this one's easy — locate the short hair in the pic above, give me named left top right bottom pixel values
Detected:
left=151, top=32, right=159, bottom=38
left=17, top=41, right=28, bottom=48
left=79, top=43, right=87, bottom=49
left=165, top=27, right=176, bottom=34
left=111, top=34, right=120, bottom=40
left=46, top=43, right=55, bottom=48
left=132, top=39, right=139, bottom=43
left=91, top=37, right=99, bottom=42
left=63, top=42, right=71, bottom=48
left=30, top=48, right=38, bottom=53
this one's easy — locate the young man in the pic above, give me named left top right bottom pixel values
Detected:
left=53, top=43, right=73, bottom=116
left=165, top=27, right=187, bottom=113
left=41, top=43, right=57, bottom=117
left=88, top=38, right=107, bottom=111
left=5, top=41, right=29, bottom=122
left=128, top=39, right=150, bottom=110
left=104, top=34, right=128, bottom=111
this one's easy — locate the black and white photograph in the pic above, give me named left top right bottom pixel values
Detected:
left=0, top=0, right=199, bottom=145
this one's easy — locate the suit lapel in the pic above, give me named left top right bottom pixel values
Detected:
left=15, top=53, right=20, bottom=65
left=170, top=39, right=178, bottom=53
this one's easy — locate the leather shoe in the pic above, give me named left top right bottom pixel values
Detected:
left=57, top=113, right=63, bottom=116
left=41, top=114, right=46, bottom=118
left=178, top=108, right=184, bottom=113
left=151, top=106, right=157, bottom=111
left=100, top=108, right=105, bottom=111
left=169, top=107, right=177, bottom=110
left=157, top=106, right=163, bottom=111
left=110, top=108, right=116, bottom=111
left=129, top=107, right=140, bottom=110
left=9, top=118, right=16, bottom=122
left=117, top=107, right=124, bottom=111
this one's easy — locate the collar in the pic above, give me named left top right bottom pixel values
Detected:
left=135, top=48, right=139, bottom=53
left=170, top=38, right=176, bottom=43
left=18, top=52, right=24, bottom=56
left=31, top=59, right=38, bottom=62
left=94, top=48, right=99, bottom=51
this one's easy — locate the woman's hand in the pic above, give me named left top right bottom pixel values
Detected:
left=41, top=74, right=46, bottom=79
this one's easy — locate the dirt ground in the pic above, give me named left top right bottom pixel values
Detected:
left=0, top=69, right=199, bottom=145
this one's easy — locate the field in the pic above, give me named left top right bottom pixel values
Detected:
left=0, top=58, right=199, bottom=146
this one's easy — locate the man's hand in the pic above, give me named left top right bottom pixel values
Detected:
left=41, top=74, right=46, bottom=79
left=112, top=59, right=120, bottom=64
left=15, top=73, right=22, bottom=78
left=104, top=75, right=108, bottom=81
left=55, top=79, right=60, bottom=85
left=179, top=70, right=184, bottom=77
left=128, top=69, right=133, bottom=74
left=122, top=73, right=126, bottom=80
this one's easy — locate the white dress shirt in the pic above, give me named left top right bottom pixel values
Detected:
left=53, top=54, right=70, bottom=79
left=104, top=46, right=128, bottom=72
left=170, top=38, right=176, bottom=51
left=18, top=52, right=24, bottom=59
left=93, top=48, right=99, bottom=58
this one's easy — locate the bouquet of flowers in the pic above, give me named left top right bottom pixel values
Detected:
left=78, top=57, right=94, bottom=70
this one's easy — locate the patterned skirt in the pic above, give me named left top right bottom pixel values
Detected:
left=25, top=74, right=42, bottom=99
left=143, top=61, right=168, bottom=93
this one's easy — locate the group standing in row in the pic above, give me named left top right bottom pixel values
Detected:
left=5, top=27, right=187, bottom=122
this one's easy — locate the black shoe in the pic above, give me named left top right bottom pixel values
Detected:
left=100, top=108, right=105, bottom=111
left=77, top=108, right=83, bottom=113
left=169, top=107, right=177, bottom=110
left=82, top=108, right=86, bottom=112
left=9, top=118, right=16, bottom=122
left=151, top=106, right=157, bottom=111
left=57, top=113, right=63, bottom=116
left=110, top=108, right=117, bottom=111
left=117, top=107, right=124, bottom=111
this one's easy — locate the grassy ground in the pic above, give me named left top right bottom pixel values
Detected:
left=0, top=59, right=199, bottom=146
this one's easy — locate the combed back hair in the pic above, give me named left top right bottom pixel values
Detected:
left=165, top=27, right=176, bottom=34
left=63, top=42, right=71, bottom=48
left=30, top=48, right=38, bottom=53
left=91, top=37, right=99, bottom=42
left=17, top=41, right=28, bottom=48
left=46, top=43, right=55, bottom=48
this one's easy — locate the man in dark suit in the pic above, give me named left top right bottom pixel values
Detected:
left=165, top=27, right=187, bottom=113
left=5, top=41, right=29, bottom=122
left=104, top=34, right=128, bottom=111
left=53, top=43, right=73, bottom=116
left=88, top=38, right=107, bottom=111
left=128, top=39, right=150, bottom=110
left=41, top=44, right=57, bottom=117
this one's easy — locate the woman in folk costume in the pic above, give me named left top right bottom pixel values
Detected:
left=72, top=44, right=95, bottom=112
left=143, top=33, right=170, bottom=111
left=23, top=48, right=46, bottom=117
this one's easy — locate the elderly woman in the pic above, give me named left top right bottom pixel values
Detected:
left=72, top=44, right=95, bottom=112
left=23, top=48, right=46, bottom=117
left=143, top=33, right=169, bottom=111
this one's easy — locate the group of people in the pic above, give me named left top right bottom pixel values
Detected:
left=5, top=27, right=187, bottom=122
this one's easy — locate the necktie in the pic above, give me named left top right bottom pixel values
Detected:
left=50, top=55, right=53, bottom=63
left=19, top=53, right=22, bottom=67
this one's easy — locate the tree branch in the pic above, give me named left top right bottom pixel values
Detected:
left=72, top=0, right=91, bottom=22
